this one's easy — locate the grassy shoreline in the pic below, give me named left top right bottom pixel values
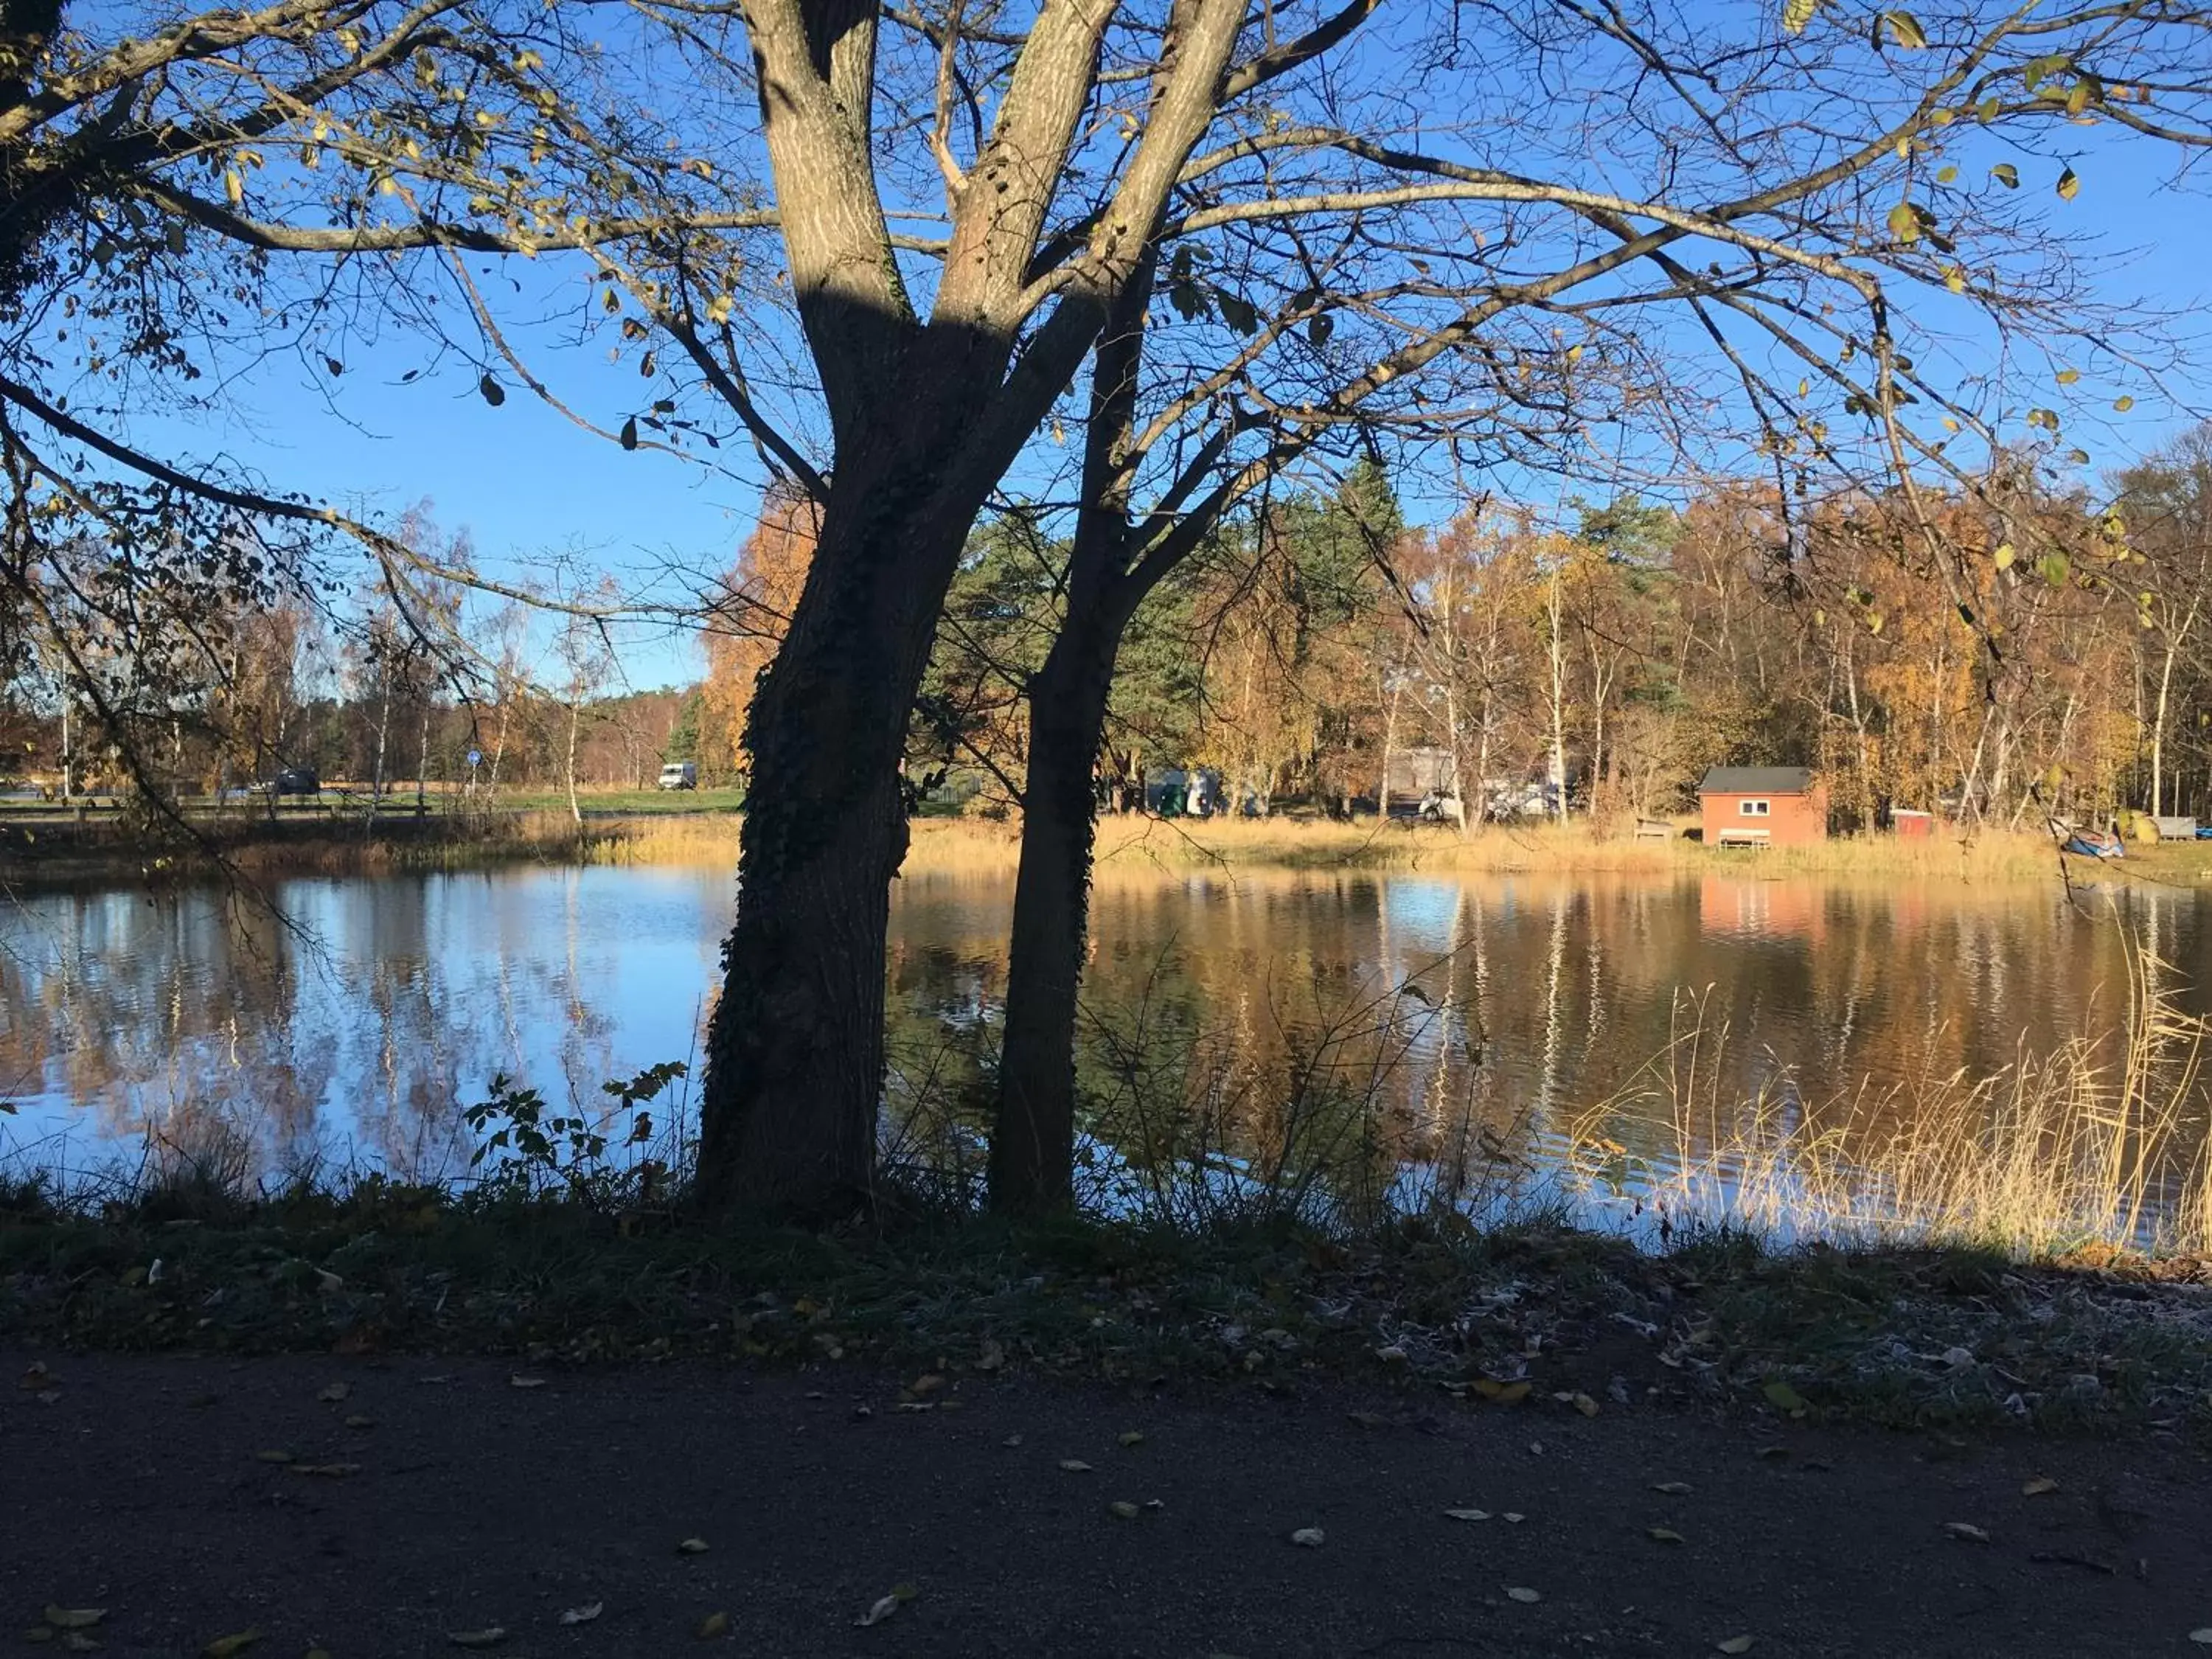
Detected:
left=13, top=801, right=2211, bottom=889
left=613, top=811, right=2205, bottom=885
left=3, top=1182, right=2208, bottom=1439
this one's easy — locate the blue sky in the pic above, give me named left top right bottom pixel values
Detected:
left=138, top=20, right=2212, bottom=692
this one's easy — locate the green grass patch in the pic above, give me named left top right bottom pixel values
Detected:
left=4, top=1180, right=2205, bottom=1439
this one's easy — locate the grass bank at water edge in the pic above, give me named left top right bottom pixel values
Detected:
left=598, top=813, right=2212, bottom=884
left=4, top=1163, right=2209, bottom=1442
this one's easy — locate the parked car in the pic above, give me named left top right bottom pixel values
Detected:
left=657, top=761, right=698, bottom=791
left=271, top=766, right=321, bottom=796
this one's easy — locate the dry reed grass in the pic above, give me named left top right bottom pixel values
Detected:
left=591, top=810, right=2075, bottom=883
left=1564, top=931, right=2212, bottom=1257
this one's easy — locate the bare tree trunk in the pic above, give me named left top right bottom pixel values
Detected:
left=1842, top=634, right=1877, bottom=833
left=1474, top=684, right=1493, bottom=835
left=992, top=623, right=1119, bottom=1214
left=695, top=448, right=984, bottom=1217
left=417, top=697, right=431, bottom=818
left=1546, top=567, right=1568, bottom=821
left=490, top=693, right=511, bottom=791
left=992, top=262, right=1175, bottom=1217
left=1377, top=678, right=1399, bottom=820
left=369, top=658, right=392, bottom=832
left=564, top=695, right=582, bottom=825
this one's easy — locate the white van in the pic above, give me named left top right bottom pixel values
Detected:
left=657, top=761, right=698, bottom=790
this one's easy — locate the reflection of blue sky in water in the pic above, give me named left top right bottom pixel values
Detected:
left=0, top=866, right=728, bottom=1184
left=1, top=867, right=2205, bottom=1224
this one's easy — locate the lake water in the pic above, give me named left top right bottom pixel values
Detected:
left=3, top=863, right=2207, bottom=1238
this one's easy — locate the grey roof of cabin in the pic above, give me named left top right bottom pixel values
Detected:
left=1698, top=766, right=1815, bottom=795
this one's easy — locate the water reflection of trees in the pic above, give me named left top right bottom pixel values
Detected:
left=2, top=869, right=651, bottom=1184
left=7, top=867, right=2201, bottom=1212
left=884, top=870, right=2210, bottom=1213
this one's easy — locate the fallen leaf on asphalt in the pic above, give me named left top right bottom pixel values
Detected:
left=908, top=1374, right=945, bottom=1397
left=1108, top=1500, right=1141, bottom=1519
left=1471, top=1379, right=1531, bottom=1405
left=559, top=1604, right=603, bottom=1626
left=508, top=1376, right=546, bottom=1390
left=2189, top=1630, right=2212, bottom=1646
left=1762, top=1381, right=1807, bottom=1413
left=60, top=1635, right=99, bottom=1655
left=344, top=1416, right=375, bottom=1429
left=41, top=1611, right=104, bottom=1632
left=977, top=1340, right=1005, bottom=1372
left=1571, top=1393, right=1599, bottom=1418
left=854, top=1585, right=917, bottom=1628
left=1003, top=1434, right=1023, bottom=1447
left=1753, top=1446, right=1789, bottom=1461
left=894, top=1402, right=935, bottom=1413
left=20, top=1363, right=54, bottom=1390
left=447, top=1628, right=508, bottom=1648
left=254, top=1450, right=294, bottom=1464
left=677, top=1538, right=709, bottom=1554
left=1944, top=1522, right=1991, bottom=1543
left=23, top=1630, right=52, bottom=1647
left=1290, top=1528, right=1326, bottom=1548
left=1716, top=1638, right=1755, bottom=1655
left=1651, top=1482, right=1693, bottom=1495
left=1502, top=1512, right=1526, bottom=1523
left=291, top=1463, right=362, bottom=1478
left=1444, top=1509, right=1492, bottom=1523
left=1648, top=1528, right=1685, bottom=1544
left=696, top=1611, right=729, bottom=1639
left=1059, top=1459, right=1093, bottom=1472
left=201, top=1632, right=262, bottom=1658
left=317, top=1382, right=350, bottom=1403
left=2022, top=1477, right=2061, bottom=1497
left=1506, top=1587, right=1542, bottom=1604
left=1118, top=1430, right=1146, bottom=1447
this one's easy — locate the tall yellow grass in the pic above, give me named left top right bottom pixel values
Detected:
left=588, top=811, right=2080, bottom=883
left=1564, top=933, right=2212, bottom=1256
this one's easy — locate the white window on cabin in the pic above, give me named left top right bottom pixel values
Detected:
left=1740, top=799, right=1771, bottom=816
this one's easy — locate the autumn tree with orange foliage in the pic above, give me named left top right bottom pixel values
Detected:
left=699, top=488, right=821, bottom=787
